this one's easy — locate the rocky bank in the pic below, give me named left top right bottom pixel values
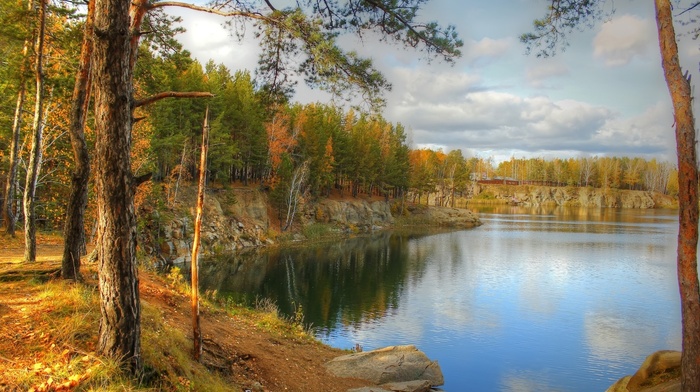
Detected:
left=469, top=184, right=676, bottom=209
left=141, top=186, right=482, bottom=265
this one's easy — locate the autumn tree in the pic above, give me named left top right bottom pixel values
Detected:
left=523, top=1, right=700, bottom=389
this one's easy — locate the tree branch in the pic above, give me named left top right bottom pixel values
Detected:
left=363, top=0, right=435, bottom=49
left=678, top=1, right=700, bottom=16
left=133, top=91, right=213, bottom=108
left=149, top=1, right=269, bottom=22
left=264, top=0, right=277, bottom=12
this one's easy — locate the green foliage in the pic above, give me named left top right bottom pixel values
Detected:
left=302, top=223, right=332, bottom=240
left=520, top=0, right=609, bottom=57
left=254, top=2, right=463, bottom=109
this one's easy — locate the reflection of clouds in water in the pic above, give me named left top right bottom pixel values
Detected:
left=346, top=308, right=426, bottom=350
left=584, top=312, right=657, bottom=363
left=500, top=371, right=559, bottom=392
left=664, top=324, right=682, bottom=352
left=433, top=299, right=501, bottom=333
left=518, top=257, right=570, bottom=316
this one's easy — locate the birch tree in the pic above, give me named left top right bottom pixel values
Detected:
left=23, top=0, right=47, bottom=262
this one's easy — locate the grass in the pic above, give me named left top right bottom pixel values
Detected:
left=0, top=259, right=325, bottom=392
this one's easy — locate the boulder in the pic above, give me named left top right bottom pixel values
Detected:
left=626, top=350, right=681, bottom=391
left=606, top=376, right=631, bottom=392
left=325, top=345, right=443, bottom=387
left=605, top=350, right=681, bottom=392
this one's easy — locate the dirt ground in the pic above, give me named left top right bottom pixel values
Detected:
left=0, top=238, right=370, bottom=392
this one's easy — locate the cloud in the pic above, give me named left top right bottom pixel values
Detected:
left=463, top=37, right=513, bottom=66
left=170, top=9, right=261, bottom=72
left=594, top=101, right=675, bottom=157
left=389, top=82, right=614, bottom=153
left=593, top=15, right=656, bottom=67
left=392, top=67, right=483, bottom=104
left=525, top=60, right=569, bottom=89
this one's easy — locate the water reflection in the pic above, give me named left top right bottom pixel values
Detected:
left=198, top=231, right=439, bottom=332
left=194, top=207, right=680, bottom=391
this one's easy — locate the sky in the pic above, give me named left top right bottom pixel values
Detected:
left=166, top=0, right=700, bottom=164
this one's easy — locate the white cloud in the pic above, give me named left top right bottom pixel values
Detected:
left=593, top=15, right=656, bottom=67
left=464, top=37, right=513, bottom=66
left=392, top=67, right=482, bottom=104
left=594, top=101, right=675, bottom=157
left=169, top=9, right=261, bottom=72
left=525, top=60, right=569, bottom=89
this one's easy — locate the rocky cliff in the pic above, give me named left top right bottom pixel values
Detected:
left=141, top=186, right=482, bottom=265
left=469, top=184, right=676, bottom=209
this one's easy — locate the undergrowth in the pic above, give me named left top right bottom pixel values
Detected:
left=0, top=263, right=319, bottom=391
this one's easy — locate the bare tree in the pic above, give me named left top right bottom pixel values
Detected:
left=282, top=161, right=309, bottom=232
left=190, top=107, right=209, bottom=362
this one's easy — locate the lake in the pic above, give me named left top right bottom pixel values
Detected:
left=196, top=206, right=681, bottom=391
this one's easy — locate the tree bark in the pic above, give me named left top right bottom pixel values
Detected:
left=62, top=0, right=95, bottom=280
left=23, top=0, right=47, bottom=263
left=93, top=0, right=141, bottom=374
left=654, top=1, right=700, bottom=390
left=191, top=107, right=209, bottom=362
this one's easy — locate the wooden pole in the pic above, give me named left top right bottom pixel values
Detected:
left=191, top=106, right=209, bottom=361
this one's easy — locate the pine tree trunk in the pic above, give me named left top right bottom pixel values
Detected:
left=23, top=0, right=47, bottom=263
left=93, top=0, right=141, bottom=374
left=62, top=0, right=95, bottom=280
left=655, top=2, right=700, bottom=390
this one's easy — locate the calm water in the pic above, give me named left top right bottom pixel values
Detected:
left=197, top=206, right=681, bottom=391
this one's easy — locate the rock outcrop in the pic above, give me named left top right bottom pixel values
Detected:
left=141, top=187, right=272, bottom=266
left=141, top=186, right=482, bottom=265
left=304, top=199, right=395, bottom=231
left=469, top=184, right=675, bottom=209
left=325, top=345, right=443, bottom=392
left=606, top=350, right=681, bottom=392
left=404, top=203, right=481, bottom=228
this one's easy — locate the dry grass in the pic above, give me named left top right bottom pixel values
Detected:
left=0, top=234, right=367, bottom=392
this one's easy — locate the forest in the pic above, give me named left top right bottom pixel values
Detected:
left=0, top=0, right=678, bottom=234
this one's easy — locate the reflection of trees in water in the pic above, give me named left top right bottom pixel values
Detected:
left=196, top=231, right=437, bottom=331
left=472, top=205, right=675, bottom=235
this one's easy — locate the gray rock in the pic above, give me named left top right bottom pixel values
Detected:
left=326, top=345, right=443, bottom=386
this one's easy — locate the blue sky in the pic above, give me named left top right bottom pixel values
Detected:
left=167, top=1, right=700, bottom=163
